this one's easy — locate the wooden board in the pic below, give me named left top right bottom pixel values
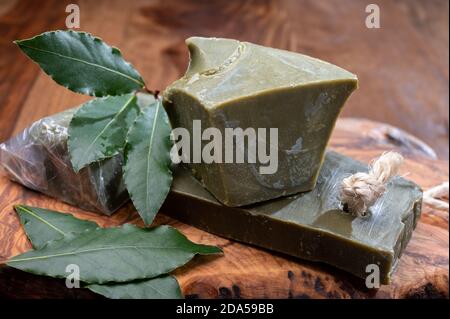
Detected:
left=0, top=118, right=448, bottom=299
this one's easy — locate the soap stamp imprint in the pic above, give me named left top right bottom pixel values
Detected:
left=65, top=4, right=80, bottom=29
left=365, top=4, right=381, bottom=29
left=365, top=264, right=380, bottom=288
left=65, top=263, right=80, bottom=288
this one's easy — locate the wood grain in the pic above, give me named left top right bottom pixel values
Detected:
left=0, top=0, right=68, bottom=142
left=0, top=118, right=448, bottom=299
left=0, top=0, right=448, bottom=158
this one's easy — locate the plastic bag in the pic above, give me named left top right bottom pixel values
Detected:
left=0, top=107, right=132, bottom=216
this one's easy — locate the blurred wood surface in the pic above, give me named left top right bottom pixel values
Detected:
left=0, top=0, right=448, bottom=158
left=0, top=118, right=448, bottom=299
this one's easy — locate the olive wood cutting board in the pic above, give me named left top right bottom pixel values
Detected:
left=0, top=118, right=448, bottom=299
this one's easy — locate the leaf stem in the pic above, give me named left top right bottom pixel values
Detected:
left=144, top=86, right=160, bottom=99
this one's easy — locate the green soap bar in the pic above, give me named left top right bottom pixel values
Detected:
left=162, top=151, right=423, bottom=284
left=163, top=37, right=358, bottom=206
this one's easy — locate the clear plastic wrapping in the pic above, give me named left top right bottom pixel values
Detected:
left=0, top=108, right=128, bottom=215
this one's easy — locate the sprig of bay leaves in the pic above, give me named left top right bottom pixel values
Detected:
left=10, top=205, right=222, bottom=299
left=16, top=30, right=171, bottom=225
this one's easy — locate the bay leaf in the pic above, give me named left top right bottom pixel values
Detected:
left=87, top=275, right=182, bottom=299
left=124, top=100, right=173, bottom=225
left=68, top=93, right=140, bottom=172
left=14, top=205, right=184, bottom=299
left=7, top=224, right=222, bottom=284
left=14, top=205, right=98, bottom=250
left=15, top=30, right=145, bottom=96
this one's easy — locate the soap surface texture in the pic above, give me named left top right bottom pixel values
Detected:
left=163, top=151, right=423, bottom=284
left=164, top=37, right=358, bottom=206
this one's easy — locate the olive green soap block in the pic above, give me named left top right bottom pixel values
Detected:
left=162, top=151, right=423, bottom=284
left=164, top=37, right=358, bottom=206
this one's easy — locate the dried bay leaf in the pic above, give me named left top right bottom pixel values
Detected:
left=124, top=101, right=173, bottom=225
left=68, top=93, right=140, bottom=172
left=15, top=30, right=145, bottom=96
left=14, top=206, right=186, bottom=299
left=7, top=223, right=222, bottom=284
left=87, top=276, right=183, bottom=299
left=14, top=205, right=98, bottom=250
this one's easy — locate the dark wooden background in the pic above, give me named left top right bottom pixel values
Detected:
left=0, top=0, right=448, bottom=159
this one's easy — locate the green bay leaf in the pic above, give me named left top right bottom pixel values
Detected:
left=87, top=275, right=183, bottom=299
left=14, top=205, right=98, bottom=250
left=15, top=30, right=145, bottom=96
left=13, top=205, right=186, bottom=299
left=68, top=93, right=140, bottom=172
left=7, top=224, right=222, bottom=284
left=124, top=100, right=173, bottom=225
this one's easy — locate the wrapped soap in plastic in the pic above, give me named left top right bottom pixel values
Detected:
left=0, top=94, right=154, bottom=215
left=0, top=108, right=127, bottom=215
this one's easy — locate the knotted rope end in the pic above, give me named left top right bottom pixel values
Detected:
left=340, top=152, right=405, bottom=218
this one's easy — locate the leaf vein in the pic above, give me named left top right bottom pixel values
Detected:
left=8, top=245, right=187, bottom=263
left=16, top=206, right=66, bottom=236
left=74, top=94, right=135, bottom=168
left=145, top=102, right=161, bottom=214
left=18, top=43, right=144, bottom=87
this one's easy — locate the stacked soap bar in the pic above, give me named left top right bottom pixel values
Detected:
left=162, top=38, right=423, bottom=283
left=164, top=37, right=358, bottom=206
left=163, top=151, right=423, bottom=284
